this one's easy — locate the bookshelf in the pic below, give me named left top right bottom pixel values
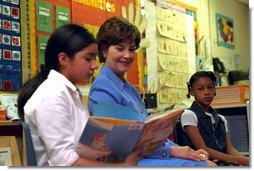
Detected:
left=214, top=103, right=249, bottom=155
left=0, top=121, right=23, bottom=166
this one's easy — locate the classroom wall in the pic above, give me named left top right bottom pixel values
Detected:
left=163, top=0, right=250, bottom=72
left=251, top=1, right=254, bottom=84
left=208, top=0, right=249, bottom=72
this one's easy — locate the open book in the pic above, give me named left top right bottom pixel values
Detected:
left=77, top=102, right=183, bottom=161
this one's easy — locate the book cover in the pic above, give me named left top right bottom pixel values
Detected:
left=77, top=102, right=182, bottom=161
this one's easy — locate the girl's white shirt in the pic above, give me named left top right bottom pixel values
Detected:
left=24, top=69, right=89, bottom=166
left=181, top=109, right=228, bottom=132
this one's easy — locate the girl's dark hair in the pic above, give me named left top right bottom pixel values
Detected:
left=17, top=23, right=96, bottom=121
left=186, top=71, right=217, bottom=98
left=96, top=16, right=141, bottom=63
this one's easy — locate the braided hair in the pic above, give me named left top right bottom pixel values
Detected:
left=186, top=71, right=217, bottom=98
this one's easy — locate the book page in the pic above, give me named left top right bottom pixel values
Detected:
left=136, top=109, right=183, bottom=155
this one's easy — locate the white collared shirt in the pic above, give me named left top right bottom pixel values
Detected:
left=24, top=70, right=89, bottom=166
left=181, top=109, right=228, bottom=132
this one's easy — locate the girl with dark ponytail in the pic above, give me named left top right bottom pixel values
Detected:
left=17, top=64, right=49, bottom=121
left=18, top=23, right=98, bottom=121
left=17, top=23, right=141, bottom=166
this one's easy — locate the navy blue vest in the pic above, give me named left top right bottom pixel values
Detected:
left=181, top=101, right=227, bottom=153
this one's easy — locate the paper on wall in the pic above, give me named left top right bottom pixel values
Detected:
left=145, top=0, right=158, bottom=93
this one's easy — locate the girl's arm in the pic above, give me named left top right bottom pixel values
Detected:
left=184, top=125, right=249, bottom=166
left=225, top=133, right=249, bottom=166
left=225, top=133, right=244, bottom=156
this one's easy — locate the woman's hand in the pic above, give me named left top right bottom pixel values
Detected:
left=170, top=146, right=208, bottom=161
left=196, top=149, right=209, bottom=160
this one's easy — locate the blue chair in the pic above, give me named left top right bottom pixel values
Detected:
left=20, top=121, right=37, bottom=166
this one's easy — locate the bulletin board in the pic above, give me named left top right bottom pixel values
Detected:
left=20, top=0, right=140, bottom=88
left=0, top=0, right=22, bottom=91
left=20, top=0, right=71, bottom=85
left=145, top=0, right=196, bottom=106
left=71, top=0, right=140, bottom=85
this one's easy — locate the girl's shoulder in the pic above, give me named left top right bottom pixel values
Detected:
left=182, top=109, right=196, bottom=116
left=181, top=109, right=197, bottom=121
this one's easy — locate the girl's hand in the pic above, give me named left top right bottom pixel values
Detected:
left=236, top=156, right=249, bottom=166
left=122, top=149, right=142, bottom=166
left=77, top=143, right=112, bottom=160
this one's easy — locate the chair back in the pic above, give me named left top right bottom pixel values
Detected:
left=172, top=120, right=185, bottom=146
left=20, top=121, right=37, bottom=166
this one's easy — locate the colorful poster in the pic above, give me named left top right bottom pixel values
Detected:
left=71, top=0, right=139, bottom=85
left=71, top=0, right=134, bottom=26
left=36, top=0, right=52, bottom=32
left=37, top=35, right=49, bottom=67
left=56, top=5, right=70, bottom=28
left=216, top=13, right=235, bottom=49
left=0, top=0, right=22, bottom=91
